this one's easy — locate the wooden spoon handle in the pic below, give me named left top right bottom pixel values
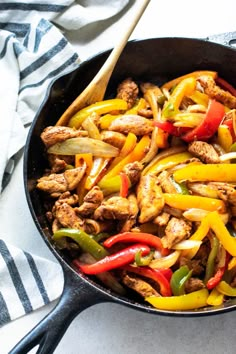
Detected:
left=56, top=0, right=151, bottom=127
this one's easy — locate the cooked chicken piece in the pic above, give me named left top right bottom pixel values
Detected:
left=41, top=126, right=88, bottom=148
left=52, top=218, right=62, bottom=234
left=120, top=193, right=139, bottom=232
left=82, top=219, right=112, bottom=234
left=76, top=186, right=104, bottom=217
left=185, top=278, right=205, bottom=293
left=198, top=75, right=236, bottom=109
left=208, top=182, right=236, bottom=205
left=137, top=174, right=164, bottom=223
left=179, top=257, right=205, bottom=276
left=56, top=191, right=79, bottom=206
left=122, top=274, right=159, bottom=298
left=108, top=115, right=153, bottom=136
left=37, top=164, right=86, bottom=197
left=122, top=161, right=143, bottom=185
left=157, top=171, right=177, bottom=194
left=137, top=108, right=153, bottom=118
left=153, top=212, right=170, bottom=226
left=48, top=155, right=67, bottom=173
left=116, top=78, right=139, bottom=109
left=94, top=196, right=130, bottom=220
left=163, top=205, right=183, bottom=218
left=100, top=130, right=126, bottom=149
left=162, top=217, right=192, bottom=249
left=188, top=141, right=220, bottom=164
left=54, top=202, right=84, bottom=229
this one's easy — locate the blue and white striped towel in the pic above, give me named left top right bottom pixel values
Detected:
left=0, top=0, right=129, bottom=326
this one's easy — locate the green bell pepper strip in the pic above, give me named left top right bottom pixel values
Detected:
left=53, top=228, right=108, bottom=260
left=170, top=176, right=189, bottom=195
left=135, top=249, right=154, bottom=266
left=170, top=265, right=193, bottom=296
left=204, top=236, right=219, bottom=283
left=145, top=289, right=209, bottom=310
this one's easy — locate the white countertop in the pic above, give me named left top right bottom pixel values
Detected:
left=1, top=1, right=236, bottom=353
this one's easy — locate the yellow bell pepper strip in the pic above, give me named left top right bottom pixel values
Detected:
left=163, top=193, right=226, bottom=213
left=207, top=288, right=224, bottom=306
left=172, top=113, right=205, bottom=128
left=125, top=97, right=147, bottom=115
left=79, top=244, right=151, bottom=274
left=84, top=157, right=110, bottom=190
left=106, top=132, right=137, bottom=172
left=204, top=236, right=219, bottom=283
left=207, top=211, right=236, bottom=257
left=161, top=71, right=217, bottom=90
left=68, top=99, right=128, bottom=128
left=173, top=164, right=236, bottom=183
left=100, top=135, right=150, bottom=181
left=188, top=90, right=209, bottom=107
left=123, top=265, right=172, bottom=297
left=53, top=228, right=109, bottom=260
left=98, top=174, right=131, bottom=197
left=170, top=265, right=192, bottom=296
left=75, top=153, right=93, bottom=202
left=217, top=124, right=233, bottom=152
left=228, top=256, right=236, bottom=270
left=216, top=280, right=236, bottom=296
left=144, top=152, right=192, bottom=176
left=162, top=77, right=197, bottom=119
left=99, top=113, right=122, bottom=130
left=145, top=288, right=209, bottom=311
left=181, top=99, right=225, bottom=142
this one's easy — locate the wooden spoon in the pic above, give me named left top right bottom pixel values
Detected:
left=56, top=0, right=151, bottom=126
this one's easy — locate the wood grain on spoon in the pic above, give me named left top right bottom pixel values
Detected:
left=56, top=0, right=151, bottom=127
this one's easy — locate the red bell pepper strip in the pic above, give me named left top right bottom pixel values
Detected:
left=119, top=172, right=129, bottom=198
left=182, top=99, right=225, bottom=142
left=79, top=243, right=150, bottom=274
left=123, top=265, right=172, bottom=297
left=153, top=120, right=190, bottom=137
left=103, top=232, right=169, bottom=256
left=206, top=252, right=230, bottom=290
left=216, top=77, right=236, bottom=97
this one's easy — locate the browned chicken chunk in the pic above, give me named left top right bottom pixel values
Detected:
left=198, top=75, right=236, bottom=109
left=120, top=193, right=139, bottom=232
left=185, top=277, right=205, bottom=293
left=122, top=274, right=159, bottom=298
left=188, top=141, right=220, bottom=164
left=108, top=115, right=153, bottom=136
left=209, top=182, right=236, bottom=205
left=116, top=78, right=139, bottom=109
left=157, top=170, right=177, bottom=193
left=122, top=161, right=143, bottom=185
left=153, top=212, right=170, bottom=226
left=76, top=186, right=104, bottom=217
left=94, top=196, right=130, bottom=220
left=162, top=217, right=192, bottom=248
left=37, top=164, right=86, bottom=197
left=54, top=202, right=83, bottom=229
left=137, top=174, right=164, bottom=223
left=100, top=130, right=126, bottom=149
left=41, top=126, right=88, bottom=148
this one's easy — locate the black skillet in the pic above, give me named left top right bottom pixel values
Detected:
left=10, top=32, right=236, bottom=354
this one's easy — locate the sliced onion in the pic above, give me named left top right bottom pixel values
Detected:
left=149, top=250, right=180, bottom=269
left=183, top=208, right=229, bottom=224
left=82, top=117, right=101, bottom=140
left=48, top=137, right=119, bottom=157
left=172, top=240, right=202, bottom=250
left=219, top=152, right=236, bottom=161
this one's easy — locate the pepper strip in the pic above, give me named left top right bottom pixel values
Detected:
left=173, top=164, right=236, bottom=183
left=79, top=244, right=150, bottom=274
left=204, top=236, right=219, bottom=283
left=146, top=152, right=192, bottom=176
left=170, top=265, right=192, bottom=296
left=123, top=265, right=172, bottom=297
left=103, top=232, right=169, bottom=256
left=145, top=289, right=209, bottom=310
left=217, top=281, right=236, bottom=296
left=164, top=193, right=226, bottom=213
left=53, top=229, right=108, bottom=260
left=161, top=71, right=217, bottom=90
left=207, top=288, right=224, bottom=306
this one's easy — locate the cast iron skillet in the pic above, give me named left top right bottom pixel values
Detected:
left=10, top=32, right=236, bottom=354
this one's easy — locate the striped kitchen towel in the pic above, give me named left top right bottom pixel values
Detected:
left=0, top=239, right=64, bottom=326
left=0, top=0, right=129, bottom=192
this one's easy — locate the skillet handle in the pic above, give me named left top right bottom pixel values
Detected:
left=9, top=265, right=110, bottom=354
left=207, top=31, right=236, bottom=47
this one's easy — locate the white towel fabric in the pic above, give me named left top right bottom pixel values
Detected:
left=0, top=0, right=129, bottom=325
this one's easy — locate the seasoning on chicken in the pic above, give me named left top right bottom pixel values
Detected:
left=76, top=186, right=104, bottom=217
left=188, top=141, right=220, bottom=164
left=37, top=164, right=87, bottom=197
left=209, top=182, right=236, bottom=205
left=53, top=202, right=84, bottom=229
left=137, top=174, right=164, bottom=223
left=122, top=274, right=159, bottom=297
left=161, top=217, right=192, bottom=249
left=198, top=75, right=236, bottom=109
left=185, top=278, right=205, bottom=293
left=94, top=196, right=130, bottom=220
left=157, top=170, right=177, bottom=193
left=120, top=193, right=139, bottom=232
left=100, top=130, right=126, bottom=149
left=116, top=78, right=139, bottom=109
left=122, top=161, right=143, bottom=185
left=108, top=115, right=153, bottom=136
left=153, top=211, right=170, bottom=226
left=41, top=126, right=88, bottom=148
